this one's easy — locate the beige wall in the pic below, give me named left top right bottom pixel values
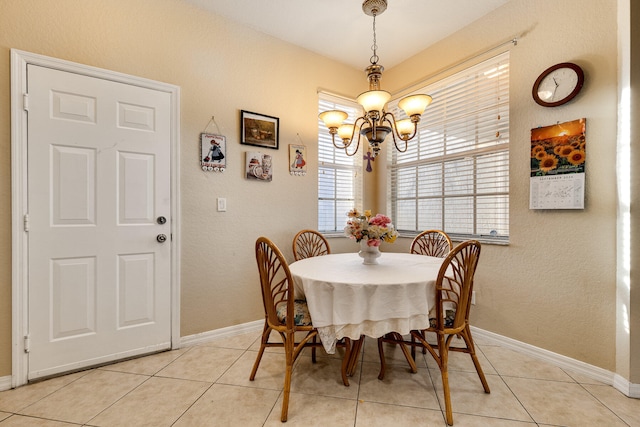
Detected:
left=0, top=0, right=633, bottom=382
left=384, top=0, right=619, bottom=371
left=0, top=0, right=362, bottom=376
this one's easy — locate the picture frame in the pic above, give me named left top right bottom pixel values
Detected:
left=245, top=151, right=273, bottom=182
left=200, top=133, right=226, bottom=172
left=289, top=144, right=307, bottom=176
left=240, top=110, right=279, bottom=150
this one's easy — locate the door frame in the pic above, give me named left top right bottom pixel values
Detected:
left=10, top=49, right=181, bottom=387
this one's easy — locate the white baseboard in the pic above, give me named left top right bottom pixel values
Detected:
left=613, top=373, right=640, bottom=398
left=471, top=327, right=638, bottom=398
left=179, top=319, right=263, bottom=347
left=180, top=320, right=640, bottom=399
left=179, top=322, right=640, bottom=398
left=0, top=375, right=12, bottom=392
left=4, top=321, right=637, bottom=398
left=632, top=381, right=640, bottom=398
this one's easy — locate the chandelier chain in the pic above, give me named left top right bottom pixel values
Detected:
left=370, top=12, right=379, bottom=65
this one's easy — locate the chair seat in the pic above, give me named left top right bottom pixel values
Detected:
left=429, top=309, right=456, bottom=329
left=276, top=299, right=313, bottom=326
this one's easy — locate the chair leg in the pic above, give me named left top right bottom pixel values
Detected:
left=347, top=337, right=364, bottom=377
left=411, top=331, right=427, bottom=359
left=378, top=333, right=417, bottom=380
left=411, top=334, right=416, bottom=360
left=341, top=337, right=351, bottom=386
left=311, top=335, right=317, bottom=363
left=422, top=332, right=427, bottom=354
left=437, top=334, right=454, bottom=426
left=280, top=333, right=295, bottom=422
left=461, top=327, right=490, bottom=393
left=249, top=321, right=270, bottom=381
left=393, top=332, right=418, bottom=374
left=377, top=337, right=387, bottom=380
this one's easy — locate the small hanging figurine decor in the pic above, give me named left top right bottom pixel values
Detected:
left=200, top=116, right=226, bottom=172
left=364, top=151, right=375, bottom=172
left=289, top=134, right=307, bottom=176
left=289, top=144, right=307, bottom=176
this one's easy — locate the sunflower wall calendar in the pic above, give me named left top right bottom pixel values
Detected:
left=529, top=118, right=586, bottom=209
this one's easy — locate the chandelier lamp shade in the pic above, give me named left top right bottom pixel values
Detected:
left=319, top=0, right=432, bottom=157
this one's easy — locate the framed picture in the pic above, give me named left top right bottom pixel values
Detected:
left=241, top=110, right=279, bottom=149
left=200, top=133, right=226, bottom=171
left=289, top=144, right=307, bottom=176
left=245, top=151, right=273, bottom=182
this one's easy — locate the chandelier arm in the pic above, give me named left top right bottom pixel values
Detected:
left=381, top=112, right=413, bottom=152
left=344, top=134, right=362, bottom=157
left=334, top=117, right=370, bottom=156
left=331, top=133, right=349, bottom=150
left=389, top=128, right=409, bottom=153
left=345, top=118, right=371, bottom=156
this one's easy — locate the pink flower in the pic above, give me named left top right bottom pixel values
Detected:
left=369, top=214, right=391, bottom=227
left=367, top=238, right=381, bottom=247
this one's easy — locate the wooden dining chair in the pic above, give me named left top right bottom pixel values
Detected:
left=378, top=240, right=490, bottom=426
left=250, top=237, right=325, bottom=422
left=292, top=229, right=331, bottom=261
left=410, top=229, right=452, bottom=257
left=410, top=229, right=453, bottom=358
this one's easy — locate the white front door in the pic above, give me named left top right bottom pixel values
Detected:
left=26, top=64, right=173, bottom=380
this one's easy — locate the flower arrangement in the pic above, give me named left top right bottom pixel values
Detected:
left=344, top=209, right=398, bottom=247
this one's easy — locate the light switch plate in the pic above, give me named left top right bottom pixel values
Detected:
left=217, top=198, right=227, bottom=212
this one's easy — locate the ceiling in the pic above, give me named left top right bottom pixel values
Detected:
left=185, top=0, right=510, bottom=70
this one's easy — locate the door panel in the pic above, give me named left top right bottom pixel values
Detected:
left=119, top=152, right=154, bottom=223
left=52, top=145, right=96, bottom=225
left=51, top=257, right=97, bottom=339
left=27, top=64, right=172, bottom=380
left=118, top=253, right=155, bottom=328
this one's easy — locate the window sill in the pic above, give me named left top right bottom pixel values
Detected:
left=397, top=232, right=510, bottom=246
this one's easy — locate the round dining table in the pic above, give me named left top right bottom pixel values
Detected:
left=289, top=252, right=444, bottom=355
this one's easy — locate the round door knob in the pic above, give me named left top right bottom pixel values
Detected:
left=157, top=234, right=167, bottom=243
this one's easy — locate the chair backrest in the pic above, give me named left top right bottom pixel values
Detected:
left=411, top=230, right=452, bottom=258
left=433, top=240, right=481, bottom=333
left=292, top=229, right=331, bottom=261
left=255, top=237, right=297, bottom=330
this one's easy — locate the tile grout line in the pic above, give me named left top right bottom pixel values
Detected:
left=477, top=343, right=540, bottom=425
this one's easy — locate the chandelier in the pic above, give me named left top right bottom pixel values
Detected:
left=319, top=0, right=432, bottom=158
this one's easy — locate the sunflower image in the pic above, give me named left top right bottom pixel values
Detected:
left=539, top=154, right=559, bottom=172
left=531, top=145, right=545, bottom=157
left=535, top=150, right=547, bottom=160
left=567, top=150, right=586, bottom=166
left=559, top=146, right=574, bottom=157
left=553, top=145, right=563, bottom=155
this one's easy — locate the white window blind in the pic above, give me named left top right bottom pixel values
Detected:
left=388, top=52, right=510, bottom=242
left=318, top=92, right=363, bottom=233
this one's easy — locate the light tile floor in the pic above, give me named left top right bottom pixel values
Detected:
left=1, top=331, right=639, bottom=426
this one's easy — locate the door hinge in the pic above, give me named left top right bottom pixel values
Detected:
left=23, top=93, right=29, bottom=112
left=24, top=335, right=30, bottom=353
left=23, top=213, right=29, bottom=232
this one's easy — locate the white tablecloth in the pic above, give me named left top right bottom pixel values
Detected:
left=289, top=252, right=444, bottom=353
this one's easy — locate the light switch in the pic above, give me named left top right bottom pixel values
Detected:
left=217, top=198, right=227, bottom=212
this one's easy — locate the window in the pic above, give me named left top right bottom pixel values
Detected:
left=318, top=93, right=362, bottom=233
left=388, top=52, right=510, bottom=242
